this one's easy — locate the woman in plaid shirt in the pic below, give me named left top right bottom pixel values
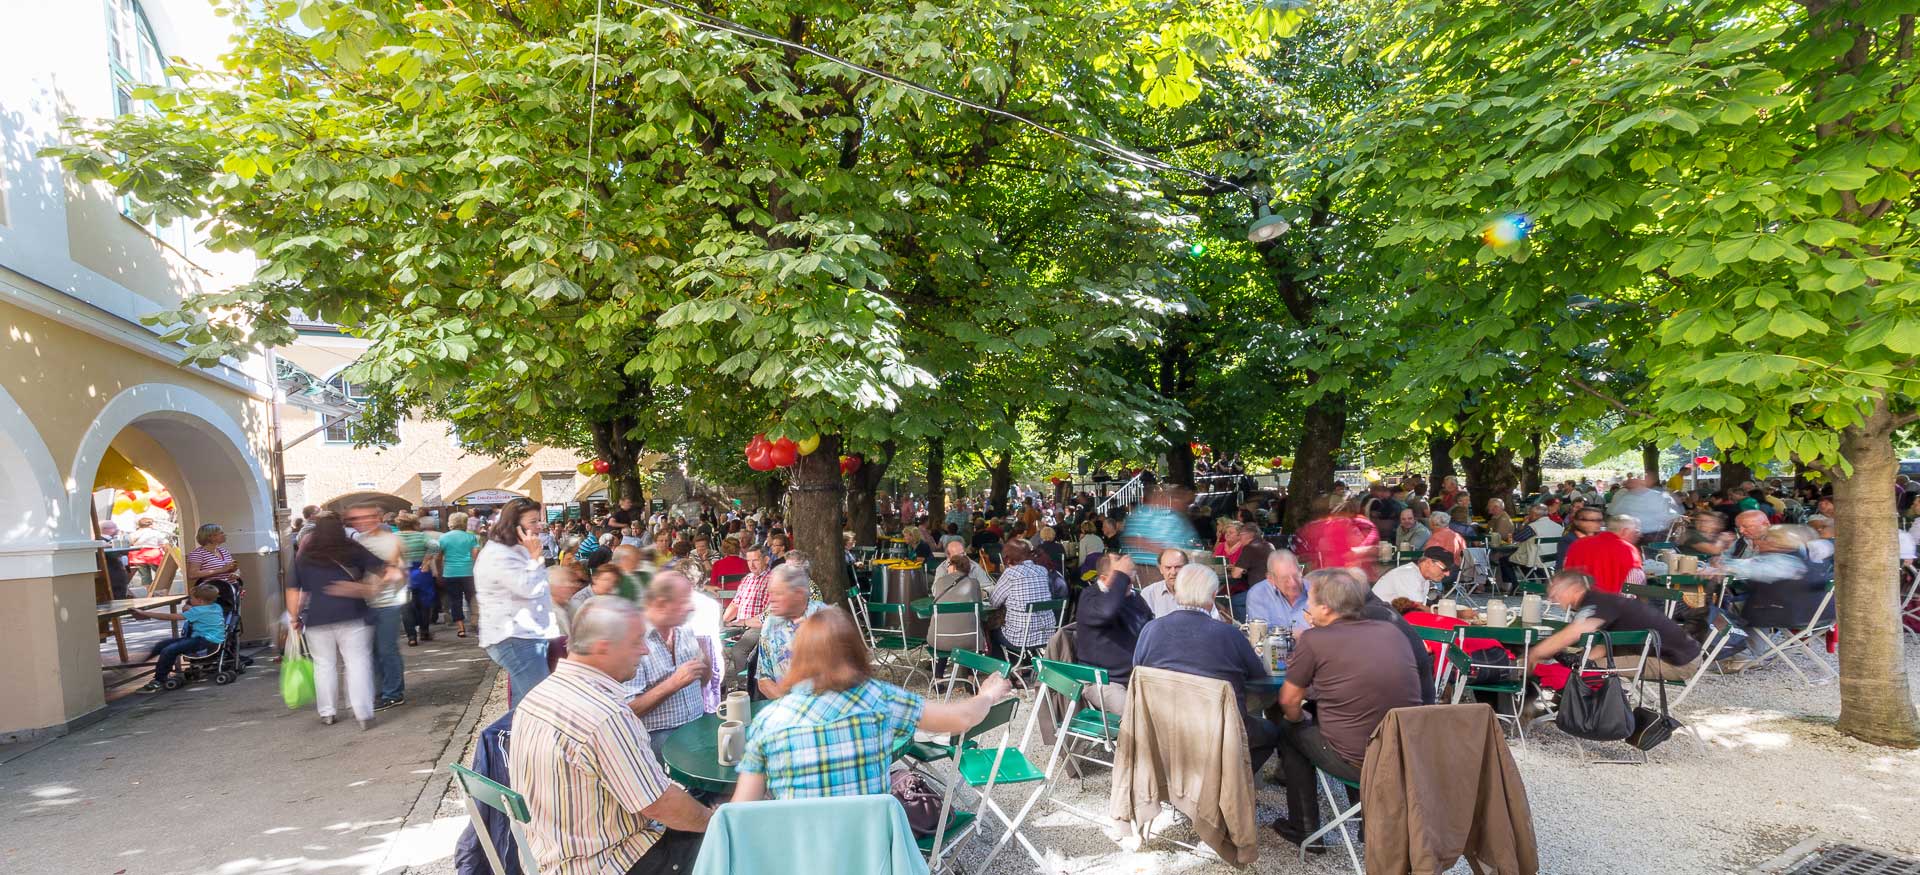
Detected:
left=731, top=609, right=1012, bottom=801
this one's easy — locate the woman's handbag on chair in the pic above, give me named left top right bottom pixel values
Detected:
left=1555, top=638, right=1636, bottom=742
left=1626, top=668, right=1683, bottom=750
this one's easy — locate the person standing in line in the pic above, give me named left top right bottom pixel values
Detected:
left=476, top=497, right=561, bottom=707
left=345, top=503, right=410, bottom=711
left=285, top=513, right=391, bottom=729
left=438, top=511, right=481, bottom=638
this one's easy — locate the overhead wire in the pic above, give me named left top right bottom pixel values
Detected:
left=609, top=0, right=1255, bottom=197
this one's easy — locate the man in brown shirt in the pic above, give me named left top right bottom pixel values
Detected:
left=1271, top=568, right=1422, bottom=850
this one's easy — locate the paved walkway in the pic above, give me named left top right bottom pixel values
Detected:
left=0, top=634, right=497, bottom=875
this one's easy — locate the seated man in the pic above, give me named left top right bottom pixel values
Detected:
left=929, top=539, right=993, bottom=663
left=511, top=596, right=711, bottom=875
left=1372, top=546, right=1453, bottom=605
left=1133, top=565, right=1276, bottom=770
left=132, top=583, right=227, bottom=693
left=986, top=539, right=1058, bottom=662
left=1137, top=547, right=1193, bottom=617
left=1272, top=569, right=1423, bottom=850
left=1075, top=553, right=1153, bottom=713
left=1527, top=569, right=1703, bottom=680
left=1245, top=549, right=1311, bottom=632
left=623, top=572, right=713, bottom=755
left=755, top=565, right=826, bottom=698
left=1560, top=514, right=1643, bottom=594
left=733, top=609, right=1013, bottom=800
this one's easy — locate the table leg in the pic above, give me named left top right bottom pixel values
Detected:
left=114, top=616, right=129, bottom=663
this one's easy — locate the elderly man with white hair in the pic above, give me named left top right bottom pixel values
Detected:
left=510, top=596, right=712, bottom=875
left=1730, top=509, right=1772, bottom=559
left=1132, top=564, right=1278, bottom=770
left=1245, top=549, right=1311, bottom=632
left=754, top=564, right=825, bottom=698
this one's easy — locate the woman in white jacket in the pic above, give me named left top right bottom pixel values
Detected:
left=474, top=497, right=559, bottom=706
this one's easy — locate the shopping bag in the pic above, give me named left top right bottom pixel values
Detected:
left=281, top=630, right=315, bottom=709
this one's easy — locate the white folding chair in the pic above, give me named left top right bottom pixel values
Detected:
left=927, top=695, right=1051, bottom=872
left=1903, top=570, right=1920, bottom=634
left=448, top=764, right=540, bottom=875
left=1742, top=583, right=1837, bottom=686
left=1301, top=772, right=1363, bottom=874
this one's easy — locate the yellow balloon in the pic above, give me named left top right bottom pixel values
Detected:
left=576, top=461, right=597, bottom=476
left=796, top=434, right=821, bottom=456
left=113, top=497, right=133, bottom=515
left=130, top=498, right=150, bottom=513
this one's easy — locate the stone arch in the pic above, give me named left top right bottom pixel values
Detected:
left=322, top=491, right=412, bottom=514
left=0, top=384, right=71, bottom=561
left=66, top=382, right=276, bottom=557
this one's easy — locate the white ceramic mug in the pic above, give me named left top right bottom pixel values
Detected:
left=1485, top=599, right=1509, bottom=626
left=1435, top=598, right=1458, bottom=619
left=724, top=691, right=750, bottom=725
left=1521, top=594, right=1543, bottom=624
left=717, top=720, right=745, bottom=767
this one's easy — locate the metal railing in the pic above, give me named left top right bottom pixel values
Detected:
left=1096, top=470, right=1148, bottom=514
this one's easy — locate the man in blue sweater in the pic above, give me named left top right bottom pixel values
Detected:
left=1133, top=564, right=1278, bottom=770
left=1075, top=553, right=1154, bottom=713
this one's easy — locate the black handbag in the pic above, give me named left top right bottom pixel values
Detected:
left=1626, top=649, right=1683, bottom=750
left=1555, top=634, right=1635, bottom=741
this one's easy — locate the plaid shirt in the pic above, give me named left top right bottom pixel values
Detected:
left=621, top=624, right=712, bottom=735
left=508, top=660, right=673, bottom=875
left=732, top=569, right=774, bottom=619
left=737, top=679, right=924, bottom=799
left=989, top=561, right=1057, bottom=648
left=757, top=601, right=827, bottom=683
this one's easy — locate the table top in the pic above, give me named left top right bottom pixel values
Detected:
left=661, top=703, right=762, bottom=795
left=96, top=595, right=188, bottom=617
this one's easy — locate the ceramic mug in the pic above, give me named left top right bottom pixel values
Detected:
left=717, top=720, right=746, bottom=767
left=724, top=691, right=750, bottom=725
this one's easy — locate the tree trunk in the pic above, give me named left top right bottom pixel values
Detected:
left=845, top=440, right=895, bottom=548
left=1522, top=432, right=1543, bottom=495
left=588, top=415, right=645, bottom=508
left=789, top=435, right=848, bottom=604
left=925, top=437, right=945, bottom=532
left=1831, top=407, right=1919, bottom=748
left=1284, top=390, right=1346, bottom=533
left=1641, top=443, right=1662, bottom=481
left=987, top=452, right=1013, bottom=518
left=756, top=477, right=786, bottom=515
left=1427, top=433, right=1456, bottom=491
left=1165, top=440, right=1196, bottom=490
left=1460, top=445, right=1519, bottom=519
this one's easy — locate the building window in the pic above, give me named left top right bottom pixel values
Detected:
left=104, top=0, right=187, bottom=248
left=323, top=374, right=371, bottom=444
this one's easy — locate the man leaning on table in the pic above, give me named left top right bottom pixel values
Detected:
left=623, top=572, right=714, bottom=756
left=511, top=596, right=711, bottom=875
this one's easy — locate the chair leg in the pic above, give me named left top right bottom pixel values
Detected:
left=1299, top=772, right=1362, bottom=874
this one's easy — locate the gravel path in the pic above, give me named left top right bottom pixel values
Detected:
left=413, top=643, right=1920, bottom=875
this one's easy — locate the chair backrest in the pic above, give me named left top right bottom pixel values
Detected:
left=1032, top=657, right=1088, bottom=701
left=1622, top=583, right=1685, bottom=617
left=759, top=712, right=892, bottom=798
left=951, top=647, right=1012, bottom=679
left=1573, top=628, right=1655, bottom=691
left=867, top=601, right=911, bottom=638
left=718, top=572, right=746, bottom=590
left=1410, top=624, right=1457, bottom=645
left=1024, top=599, right=1068, bottom=625
left=449, top=762, right=540, bottom=875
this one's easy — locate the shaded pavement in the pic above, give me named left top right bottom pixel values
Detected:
left=0, top=633, right=497, bottom=875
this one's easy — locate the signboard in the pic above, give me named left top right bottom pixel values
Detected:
left=457, top=489, right=524, bottom=506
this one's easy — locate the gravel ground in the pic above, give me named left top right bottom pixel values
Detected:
left=412, top=643, right=1920, bottom=875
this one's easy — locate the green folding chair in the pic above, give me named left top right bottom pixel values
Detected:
left=1410, top=624, right=1459, bottom=693
left=908, top=649, right=1009, bottom=764
left=1563, top=629, right=1654, bottom=763
left=1446, top=625, right=1537, bottom=744
left=1027, top=658, right=1120, bottom=825
left=865, top=601, right=932, bottom=689
left=448, top=763, right=539, bottom=875
left=1006, top=599, right=1067, bottom=676
left=1301, top=772, right=1363, bottom=874
left=924, top=696, right=1048, bottom=873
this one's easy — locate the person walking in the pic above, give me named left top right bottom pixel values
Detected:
left=438, top=511, right=481, bottom=638
left=285, top=513, right=392, bottom=729
left=396, top=512, right=442, bottom=645
left=345, top=503, right=410, bottom=711
left=476, top=497, right=560, bottom=706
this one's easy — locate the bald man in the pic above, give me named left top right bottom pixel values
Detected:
left=1731, top=510, right=1771, bottom=559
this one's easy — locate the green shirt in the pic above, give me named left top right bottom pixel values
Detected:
left=439, top=530, right=479, bottom=576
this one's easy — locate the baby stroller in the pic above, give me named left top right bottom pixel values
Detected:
left=164, top=608, right=244, bottom=689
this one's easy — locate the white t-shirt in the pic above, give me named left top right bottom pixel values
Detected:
left=1372, top=562, right=1432, bottom=604
left=1899, top=530, right=1916, bottom=562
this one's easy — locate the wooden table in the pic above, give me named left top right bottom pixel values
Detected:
left=96, top=595, right=188, bottom=665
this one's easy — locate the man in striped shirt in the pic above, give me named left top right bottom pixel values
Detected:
left=511, top=597, right=711, bottom=875
left=988, top=539, right=1060, bottom=659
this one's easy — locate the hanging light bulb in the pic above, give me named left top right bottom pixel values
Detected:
left=1247, top=211, right=1291, bottom=243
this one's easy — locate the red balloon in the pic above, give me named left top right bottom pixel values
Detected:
left=747, top=449, right=774, bottom=471
left=1270, top=457, right=1285, bottom=468
left=591, top=459, right=611, bottom=474
left=1693, top=455, right=1712, bottom=465
left=769, top=442, right=797, bottom=467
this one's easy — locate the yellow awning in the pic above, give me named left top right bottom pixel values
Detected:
left=94, top=448, right=163, bottom=493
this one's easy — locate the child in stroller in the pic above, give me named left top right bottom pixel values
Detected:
left=133, top=583, right=241, bottom=691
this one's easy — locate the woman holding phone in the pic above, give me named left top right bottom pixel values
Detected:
left=474, top=496, right=560, bottom=706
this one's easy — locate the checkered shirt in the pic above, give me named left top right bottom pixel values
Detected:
left=620, top=625, right=712, bottom=735
left=989, top=560, right=1057, bottom=648
left=737, top=679, right=924, bottom=799
left=731, top=569, right=774, bottom=619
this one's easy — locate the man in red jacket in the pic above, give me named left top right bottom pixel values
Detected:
left=1560, top=515, right=1643, bottom=594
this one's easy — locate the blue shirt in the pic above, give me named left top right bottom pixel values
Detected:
left=1245, top=579, right=1311, bottom=633
left=1133, top=608, right=1268, bottom=713
left=439, top=530, right=480, bottom=577
left=183, top=603, right=227, bottom=644
left=1120, top=504, right=1199, bottom=565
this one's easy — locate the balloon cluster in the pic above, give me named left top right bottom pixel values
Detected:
left=1188, top=441, right=1213, bottom=456
left=1693, top=454, right=1719, bottom=473
left=113, top=488, right=175, bottom=516
left=746, top=433, right=822, bottom=472
left=575, top=459, right=612, bottom=476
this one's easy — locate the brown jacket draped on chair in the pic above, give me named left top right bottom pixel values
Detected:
left=1360, top=704, right=1538, bottom=875
left=1109, top=666, right=1258, bottom=866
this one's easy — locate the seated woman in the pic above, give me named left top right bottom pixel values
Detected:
left=732, top=608, right=1014, bottom=801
